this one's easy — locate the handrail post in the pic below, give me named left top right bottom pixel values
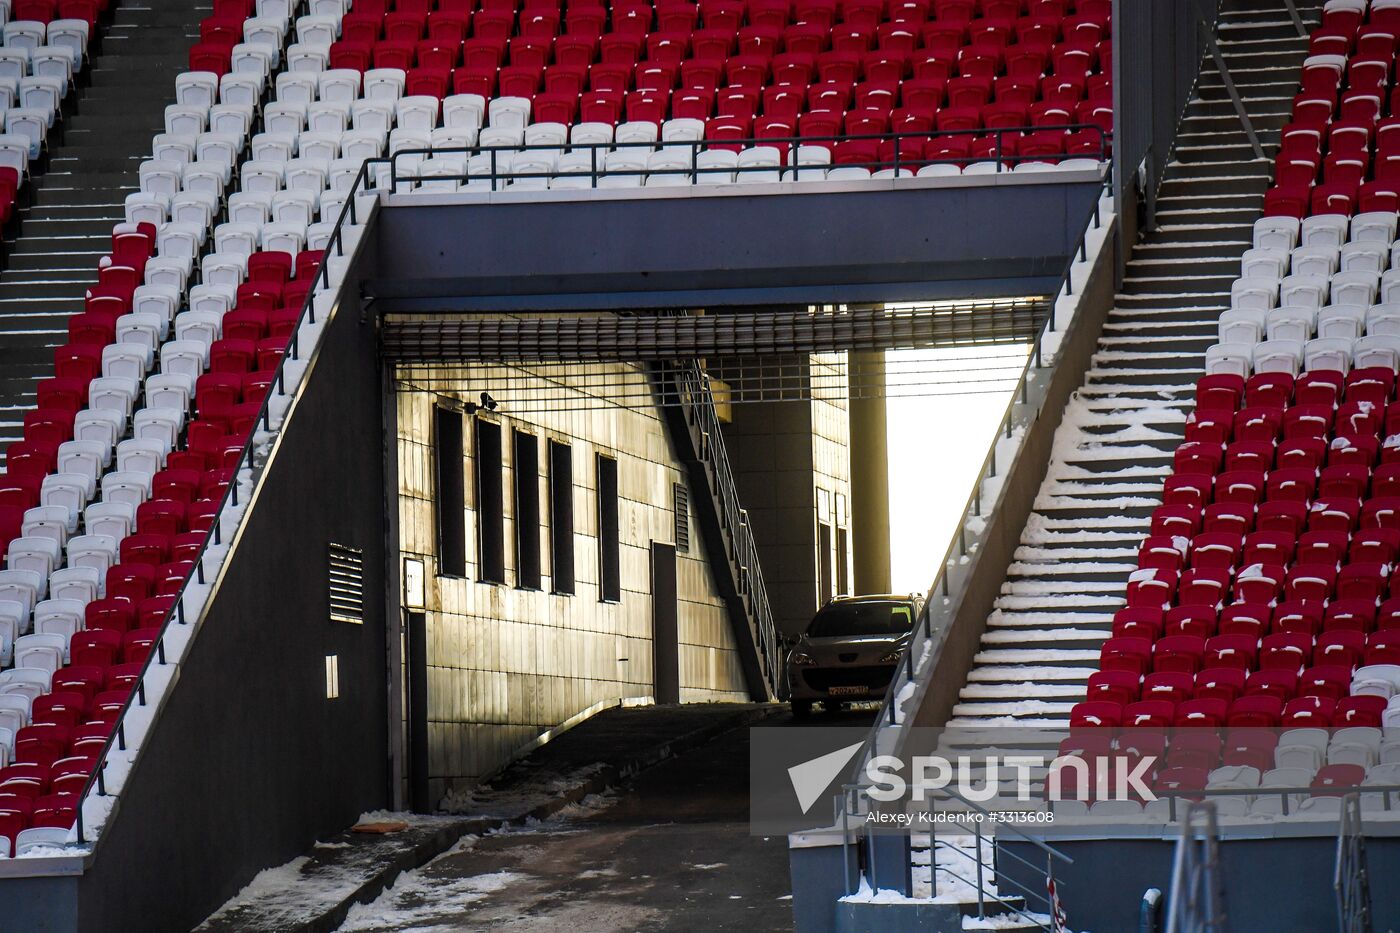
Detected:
left=1201, top=20, right=1265, bottom=162
left=974, top=820, right=986, bottom=920
left=1282, top=0, right=1308, bottom=37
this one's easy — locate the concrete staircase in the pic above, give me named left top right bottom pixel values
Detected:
left=947, top=0, right=1314, bottom=734
left=907, top=4, right=1318, bottom=928
left=0, top=0, right=209, bottom=452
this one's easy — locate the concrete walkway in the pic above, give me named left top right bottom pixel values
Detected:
left=336, top=722, right=799, bottom=931
left=198, top=702, right=815, bottom=932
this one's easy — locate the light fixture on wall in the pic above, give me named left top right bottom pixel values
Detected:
left=464, top=391, right=500, bottom=415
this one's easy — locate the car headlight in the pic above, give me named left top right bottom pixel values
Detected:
left=878, top=650, right=904, bottom=664
left=789, top=651, right=817, bottom=666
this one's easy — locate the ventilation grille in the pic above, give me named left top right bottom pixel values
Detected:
left=329, top=543, right=364, bottom=624
left=673, top=483, right=690, bottom=554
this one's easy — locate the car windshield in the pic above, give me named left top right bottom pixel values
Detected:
left=806, top=602, right=914, bottom=638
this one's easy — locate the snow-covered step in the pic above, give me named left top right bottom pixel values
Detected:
left=943, top=6, right=1303, bottom=745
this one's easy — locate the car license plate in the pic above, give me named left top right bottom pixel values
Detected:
left=828, top=685, right=869, bottom=696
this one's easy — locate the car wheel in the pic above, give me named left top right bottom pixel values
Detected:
left=791, top=700, right=813, bottom=719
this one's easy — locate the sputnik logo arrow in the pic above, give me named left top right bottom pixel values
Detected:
left=787, top=741, right=866, bottom=814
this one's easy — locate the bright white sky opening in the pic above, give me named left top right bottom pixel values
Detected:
left=884, top=343, right=1031, bottom=595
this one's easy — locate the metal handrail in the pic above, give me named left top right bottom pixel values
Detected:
left=1166, top=801, right=1228, bottom=933
left=1335, top=793, right=1372, bottom=933
left=1282, top=0, right=1312, bottom=38
left=932, top=855, right=1058, bottom=931
left=667, top=359, right=781, bottom=694
left=838, top=780, right=1073, bottom=928
left=383, top=122, right=1112, bottom=192
left=70, top=156, right=391, bottom=845
left=933, top=829, right=1058, bottom=922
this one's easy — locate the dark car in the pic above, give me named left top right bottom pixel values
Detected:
left=785, top=594, right=924, bottom=716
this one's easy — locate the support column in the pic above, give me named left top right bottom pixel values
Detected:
left=849, top=350, right=892, bottom=595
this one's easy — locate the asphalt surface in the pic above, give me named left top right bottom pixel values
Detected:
left=335, top=705, right=875, bottom=932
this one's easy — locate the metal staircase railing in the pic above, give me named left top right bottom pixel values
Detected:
left=656, top=357, right=781, bottom=698
left=835, top=781, right=1074, bottom=932
left=1335, top=793, right=1373, bottom=933
left=1167, top=801, right=1230, bottom=933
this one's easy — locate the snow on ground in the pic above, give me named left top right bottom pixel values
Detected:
left=199, top=811, right=468, bottom=930
left=335, top=834, right=523, bottom=932
left=962, top=913, right=1058, bottom=929
left=334, top=795, right=622, bottom=931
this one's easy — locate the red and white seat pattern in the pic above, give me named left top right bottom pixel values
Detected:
left=1063, top=366, right=1400, bottom=817
left=0, top=0, right=363, bottom=858
left=0, top=1, right=103, bottom=227
left=195, top=0, right=1113, bottom=190
left=1078, top=0, right=1400, bottom=822
left=1265, top=0, right=1400, bottom=219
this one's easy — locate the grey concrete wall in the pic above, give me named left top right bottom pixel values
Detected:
left=1113, top=0, right=1218, bottom=226
left=1001, top=834, right=1400, bottom=933
left=370, top=178, right=1105, bottom=310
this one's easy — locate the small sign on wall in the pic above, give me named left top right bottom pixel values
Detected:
left=404, top=557, right=426, bottom=610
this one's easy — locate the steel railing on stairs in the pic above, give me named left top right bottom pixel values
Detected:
left=1167, top=801, right=1230, bottom=933
left=834, top=781, right=1074, bottom=932
left=1335, top=793, right=1373, bottom=933
left=654, top=355, right=781, bottom=699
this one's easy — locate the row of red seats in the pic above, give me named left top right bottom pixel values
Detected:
left=1167, top=436, right=1400, bottom=482
left=1101, top=631, right=1400, bottom=677
left=1071, top=693, right=1384, bottom=731
left=310, top=8, right=1109, bottom=50
left=10, top=0, right=105, bottom=26
left=0, top=797, right=80, bottom=853
left=311, top=0, right=1100, bottom=19
left=0, top=756, right=98, bottom=798
left=819, top=129, right=1101, bottom=165
left=1184, top=406, right=1400, bottom=450
left=311, top=0, right=1109, bottom=34
left=303, top=37, right=1106, bottom=87
left=86, top=595, right=190, bottom=635
left=1266, top=180, right=1400, bottom=216
left=1096, top=644, right=1356, bottom=698
left=313, top=33, right=1111, bottom=82
left=1139, top=528, right=1400, bottom=577
left=1114, top=596, right=1400, bottom=643
left=1086, top=672, right=1382, bottom=725
left=1147, top=495, right=1400, bottom=540
left=1194, top=368, right=1398, bottom=414
left=1128, top=561, right=1399, bottom=609
left=1164, top=463, right=1400, bottom=509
